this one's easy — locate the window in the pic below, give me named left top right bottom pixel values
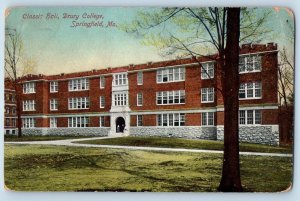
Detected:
left=5, top=107, right=9, bottom=114
left=239, top=110, right=261, bottom=125
left=137, top=115, right=143, bottom=126
left=156, top=90, right=185, bottom=105
left=5, top=118, right=10, bottom=126
left=239, top=54, right=262, bottom=73
left=100, top=96, right=105, bottom=108
left=201, top=88, right=214, bottom=103
left=50, top=99, right=58, bottom=111
left=137, top=93, right=143, bottom=106
left=201, top=62, right=215, bottom=79
left=5, top=94, right=10, bottom=101
left=100, top=76, right=105, bottom=88
left=114, top=93, right=128, bottom=106
left=50, top=81, right=58, bottom=92
left=239, top=82, right=261, bottom=99
left=99, top=116, right=105, bottom=127
left=50, top=117, right=57, bottom=128
left=114, top=73, right=127, bottom=86
left=137, top=72, right=143, bottom=85
left=12, top=119, right=16, bottom=127
left=12, top=94, right=16, bottom=102
left=68, top=78, right=89, bottom=91
left=68, top=97, right=89, bottom=109
left=23, top=100, right=36, bottom=111
left=202, top=112, right=215, bottom=126
left=22, top=118, right=36, bottom=128
left=23, top=82, right=35, bottom=94
left=157, top=113, right=185, bottom=126
left=68, top=116, right=89, bottom=128
left=157, top=67, right=185, bottom=83
left=12, top=107, right=16, bottom=114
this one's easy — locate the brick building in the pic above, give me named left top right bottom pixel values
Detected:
left=4, top=79, right=17, bottom=135
left=6, top=43, right=279, bottom=145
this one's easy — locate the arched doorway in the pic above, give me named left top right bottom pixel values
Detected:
left=116, top=117, right=125, bottom=133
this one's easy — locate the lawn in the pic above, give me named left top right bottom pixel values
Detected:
left=4, top=144, right=292, bottom=192
left=4, top=135, right=92, bottom=142
left=75, top=136, right=293, bottom=154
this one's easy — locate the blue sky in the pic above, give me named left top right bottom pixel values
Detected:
left=5, top=7, right=294, bottom=75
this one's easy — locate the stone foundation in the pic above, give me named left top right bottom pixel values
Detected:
left=217, top=125, right=279, bottom=145
left=21, top=127, right=110, bottom=136
left=130, top=126, right=217, bottom=140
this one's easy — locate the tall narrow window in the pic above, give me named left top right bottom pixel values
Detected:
left=137, top=72, right=143, bottom=85
left=50, top=81, right=58, bottom=92
left=100, top=116, right=105, bottom=127
left=100, top=96, right=105, bottom=108
left=50, top=117, right=57, bottom=128
left=137, top=93, right=143, bottom=106
left=137, top=115, right=143, bottom=126
left=50, top=99, right=58, bottom=111
left=100, top=76, right=105, bottom=88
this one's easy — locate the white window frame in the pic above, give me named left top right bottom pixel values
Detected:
left=137, top=115, right=143, bottom=127
left=239, top=110, right=262, bottom=125
left=99, top=116, right=105, bottom=127
left=239, top=54, right=262, bottom=73
left=201, top=112, right=215, bottom=126
left=156, top=67, right=185, bottom=83
left=50, top=117, right=57, bottom=128
left=23, top=100, right=36, bottom=111
left=23, top=82, right=36, bottom=94
left=100, top=96, right=105, bottom=108
left=137, top=72, right=143, bottom=85
left=100, top=76, right=105, bottom=88
left=68, top=78, right=89, bottom=91
left=22, top=118, right=36, bottom=128
left=201, top=88, right=214, bottom=103
left=157, top=113, right=185, bottom=127
left=68, top=116, right=89, bottom=128
left=50, top=99, right=58, bottom=111
left=156, top=90, right=185, bottom=105
left=114, top=93, right=128, bottom=106
left=114, top=73, right=127, bottom=86
left=201, top=62, right=215, bottom=79
left=50, top=81, right=58, bottom=93
left=239, top=82, right=262, bottom=100
left=137, top=93, right=143, bottom=106
left=68, top=97, right=90, bottom=110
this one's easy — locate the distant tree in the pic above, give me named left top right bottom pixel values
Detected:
left=5, top=28, right=36, bottom=137
left=122, top=7, right=269, bottom=191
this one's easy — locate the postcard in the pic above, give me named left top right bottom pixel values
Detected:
left=4, top=7, right=294, bottom=192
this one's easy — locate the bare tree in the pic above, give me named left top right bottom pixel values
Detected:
left=122, top=7, right=270, bottom=191
left=5, top=28, right=36, bottom=137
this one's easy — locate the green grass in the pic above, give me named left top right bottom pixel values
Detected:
left=4, top=144, right=292, bottom=192
left=75, top=136, right=293, bottom=154
left=4, top=135, right=92, bottom=142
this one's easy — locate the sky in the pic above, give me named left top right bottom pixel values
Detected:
left=5, top=7, right=295, bottom=75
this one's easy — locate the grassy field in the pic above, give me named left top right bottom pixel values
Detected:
left=75, top=136, right=293, bottom=154
left=4, top=135, right=92, bottom=142
left=4, top=144, right=292, bottom=192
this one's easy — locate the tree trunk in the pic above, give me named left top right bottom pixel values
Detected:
left=218, top=7, right=242, bottom=192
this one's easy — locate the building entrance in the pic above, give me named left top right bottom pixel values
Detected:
left=116, top=117, right=125, bottom=133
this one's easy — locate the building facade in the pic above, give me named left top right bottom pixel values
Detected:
left=4, top=79, right=17, bottom=135
left=6, top=43, right=279, bottom=145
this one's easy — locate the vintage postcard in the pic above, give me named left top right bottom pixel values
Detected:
left=4, top=7, right=294, bottom=192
